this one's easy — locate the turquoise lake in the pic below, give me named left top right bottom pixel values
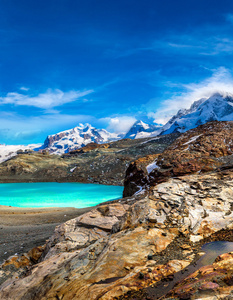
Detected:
left=0, top=182, right=124, bottom=208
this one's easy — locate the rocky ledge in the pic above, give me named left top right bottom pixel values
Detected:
left=124, top=121, right=233, bottom=196
left=1, top=167, right=233, bottom=299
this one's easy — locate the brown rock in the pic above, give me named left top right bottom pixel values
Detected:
left=124, top=121, right=233, bottom=196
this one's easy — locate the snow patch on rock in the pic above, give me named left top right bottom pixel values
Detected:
left=183, top=134, right=202, bottom=146
left=147, top=159, right=159, bottom=174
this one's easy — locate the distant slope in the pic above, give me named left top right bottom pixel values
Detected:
left=0, top=133, right=180, bottom=185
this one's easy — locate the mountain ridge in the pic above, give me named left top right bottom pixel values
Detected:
left=39, top=123, right=123, bottom=154
left=2, top=92, right=233, bottom=157
left=160, top=92, right=233, bottom=135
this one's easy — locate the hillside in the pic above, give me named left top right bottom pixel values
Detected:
left=124, top=120, right=233, bottom=196
left=0, top=133, right=180, bottom=185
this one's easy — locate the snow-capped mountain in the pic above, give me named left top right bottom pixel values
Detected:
left=124, top=120, right=162, bottom=139
left=124, top=93, right=233, bottom=140
left=0, top=144, right=41, bottom=163
left=160, top=93, right=233, bottom=135
left=4, top=93, right=233, bottom=160
left=40, top=123, right=124, bottom=154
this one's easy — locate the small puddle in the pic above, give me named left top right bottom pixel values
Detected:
left=200, top=241, right=233, bottom=265
left=147, top=241, right=233, bottom=299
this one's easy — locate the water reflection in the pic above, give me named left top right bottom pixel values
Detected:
left=200, top=241, right=233, bottom=266
left=147, top=241, right=233, bottom=299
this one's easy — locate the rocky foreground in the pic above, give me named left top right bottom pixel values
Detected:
left=1, top=121, right=233, bottom=299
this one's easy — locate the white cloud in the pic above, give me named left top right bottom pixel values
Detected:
left=0, top=111, right=137, bottom=144
left=19, top=86, right=30, bottom=91
left=0, top=88, right=94, bottom=109
left=150, top=67, right=233, bottom=124
left=100, top=116, right=137, bottom=133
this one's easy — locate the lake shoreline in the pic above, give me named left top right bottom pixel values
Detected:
left=0, top=205, right=94, bottom=264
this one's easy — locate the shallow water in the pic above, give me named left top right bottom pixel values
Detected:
left=147, top=241, right=233, bottom=299
left=200, top=241, right=233, bottom=266
left=0, top=182, right=123, bottom=208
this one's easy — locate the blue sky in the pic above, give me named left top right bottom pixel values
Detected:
left=1, top=0, right=233, bottom=144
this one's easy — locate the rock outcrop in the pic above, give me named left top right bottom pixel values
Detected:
left=124, top=121, right=233, bottom=196
left=1, top=168, right=233, bottom=299
left=0, top=245, right=45, bottom=286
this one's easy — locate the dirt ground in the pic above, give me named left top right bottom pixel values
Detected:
left=0, top=205, right=92, bottom=264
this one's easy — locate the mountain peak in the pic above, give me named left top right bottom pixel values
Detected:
left=160, top=93, right=233, bottom=135
left=41, top=124, right=122, bottom=154
left=76, top=123, right=93, bottom=130
left=124, top=120, right=162, bottom=139
left=133, top=120, right=149, bottom=128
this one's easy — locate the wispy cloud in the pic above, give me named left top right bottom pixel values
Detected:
left=226, top=14, right=233, bottom=24
left=149, top=67, right=233, bottom=124
left=100, top=116, right=137, bottom=133
left=108, top=23, right=233, bottom=58
left=19, top=86, right=30, bottom=91
left=200, top=38, right=233, bottom=56
left=0, top=88, right=94, bottom=109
